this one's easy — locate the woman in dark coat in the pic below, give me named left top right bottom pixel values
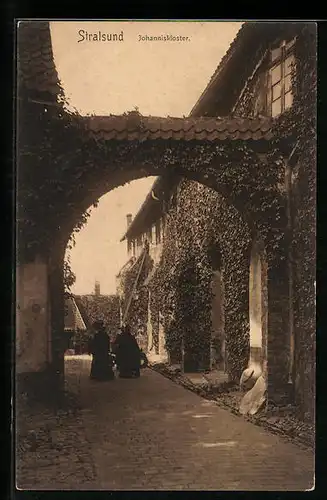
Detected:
left=89, top=321, right=114, bottom=381
left=113, top=324, right=141, bottom=378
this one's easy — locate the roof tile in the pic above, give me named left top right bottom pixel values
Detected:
left=161, top=130, right=173, bottom=140
left=242, top=130, right=253, bottom=140
left=116, top=130, right=128, bottom=140
left=195, top=130, right=209, bottom=140
left=19, top=23, right=274, bottom=144
left=84, top=115, right=274, bottom=142
left=18, top=22, right=60, bottom=99
left=172, top=129, right=185, bottom=140
left=127, top=131, right=140, bottom=140
left=170, top=119, right=185, bottom=132
left=151, top=130, right=163, bottom=140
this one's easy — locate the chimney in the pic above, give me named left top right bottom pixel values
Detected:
left=94, top=280, right=100, bottom=296
left=126, top=213, right=133, bottom=228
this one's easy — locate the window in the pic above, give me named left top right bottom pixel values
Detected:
left=267, top=38, right=296, bottom=117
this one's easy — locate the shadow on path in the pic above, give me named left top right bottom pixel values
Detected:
left=71, top=356, right=314, bottom=491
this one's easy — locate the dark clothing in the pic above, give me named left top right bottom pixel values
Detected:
left=89, top=330, right=114, bottom=381
left=113, top=332, right=141, bottom=378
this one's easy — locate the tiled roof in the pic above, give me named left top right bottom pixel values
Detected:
left=120, top=175, right=176, bottom=242
left=84, top=114, right=274, bottom=141
left=17, top=21, right=60, bottom=99
left=190, top=21, right=300, bottom=116
left=64, top=296, right=87, bottom=331
left=116, top=256, right=136, bottom=278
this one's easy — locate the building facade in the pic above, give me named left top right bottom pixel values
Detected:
left=75, top=292, right=121, bottom=342
left=17, top=21, right=315, bottom=421
left=116, top=177, right=178, bottom=355
left=63, top=294, right=87, bottom=352
left=117, top=23, right=316, bottom=421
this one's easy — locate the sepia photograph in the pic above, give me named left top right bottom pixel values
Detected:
left=16, top=19, right=316, bottom=491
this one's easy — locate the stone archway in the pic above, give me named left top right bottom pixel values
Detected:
left=17, top=21, right=290, bottom=395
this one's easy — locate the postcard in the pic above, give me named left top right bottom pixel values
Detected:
left=16, top=19, right=316, bottom=491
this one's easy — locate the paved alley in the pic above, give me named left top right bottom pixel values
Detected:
left=18, top=356, right=314, bottom=491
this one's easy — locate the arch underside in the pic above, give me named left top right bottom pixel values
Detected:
left=43, top=136, right=285, bottom=252
left=17, top=121, right=292, bottom=407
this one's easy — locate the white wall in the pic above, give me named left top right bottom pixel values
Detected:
left=16, top=257, right=50, bottom=373
left=249, top=240, right=268, bottom=372
left=249, top=250, right=263, bottom=349
left=149, top=242, right=163, bottom=265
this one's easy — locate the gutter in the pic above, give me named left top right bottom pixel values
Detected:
left=120, top=176, right=165, bottom=242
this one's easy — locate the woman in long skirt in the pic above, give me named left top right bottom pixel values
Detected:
left=113, top=324, right=141, bottom=378
left=89, top=321, right=114, bottom=381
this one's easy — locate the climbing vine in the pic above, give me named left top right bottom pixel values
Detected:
left=75, top=294, right=120, bottom=337
left=20, top=23, right=315, bottom=419
left=119, top=25, right=316, bottom=408
left=119, top=251, right=153, bottom=336
left=63, top=257, right=76, bottom=292
left=17, top=80, right=100, bottom=262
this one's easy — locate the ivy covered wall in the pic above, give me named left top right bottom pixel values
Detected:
left=75, top=294, right=120, bottom=338
left=118, top=252, right=154, bottom=339
left=121, top=181, right=252, bottom=380
left=118, top=24, right=316, bottom=422
left=288, top=25, right=316, bottom=420
left=234, top=23, right=316, bottom=419
left=19, top=22, right=315, bottom=419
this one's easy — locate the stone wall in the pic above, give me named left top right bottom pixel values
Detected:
left=16, top=257, right=50, bottom=374
left=141, top=180, right=252, bottom=380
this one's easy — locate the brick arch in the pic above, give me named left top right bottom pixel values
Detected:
left=41, top=129, right=285, bottom=384
left=56, top=130, right=279, bottom=254
left=17, top=21, right=292, bottom=395
left=17, top=21, right=285, bottom=265
left=17, top=108, right=290, bottom=394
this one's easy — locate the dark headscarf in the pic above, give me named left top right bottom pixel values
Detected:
left=93, top=320, right=105, bottom=332
left=124, top=324, right=132, bottom=335
left=90, top=321, right=109, bottom=354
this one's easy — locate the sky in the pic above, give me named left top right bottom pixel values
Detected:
left=51, top=20, right=242, bottom=294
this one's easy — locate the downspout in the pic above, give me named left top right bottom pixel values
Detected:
left=284, top=140, right=299, bottom=387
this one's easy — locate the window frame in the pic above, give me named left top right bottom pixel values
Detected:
left=266, top=37, right=296, bottom=117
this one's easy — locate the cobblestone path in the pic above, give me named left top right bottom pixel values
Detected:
left=17, top=356, right=314, bottom=491
left=16, top=357, right=96, bottom=490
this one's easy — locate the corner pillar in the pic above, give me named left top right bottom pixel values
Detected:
left=266, top=258, right=292, bottom=405
left=16, top=255, right=52, bottom=398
